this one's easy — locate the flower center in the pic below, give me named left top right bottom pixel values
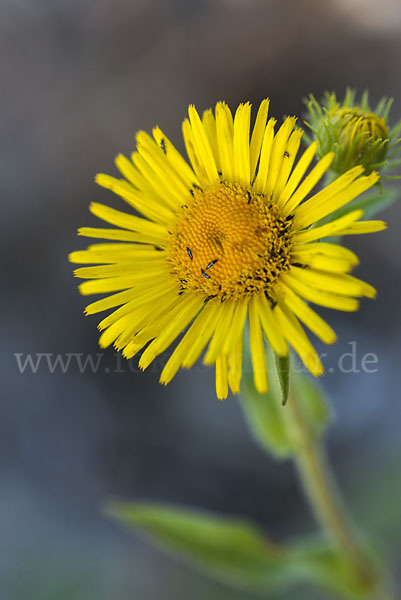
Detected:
left=168, top=182, right=293, bottom=300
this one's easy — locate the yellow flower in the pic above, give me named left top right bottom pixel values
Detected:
left=70, top=100, right=386, bottom=399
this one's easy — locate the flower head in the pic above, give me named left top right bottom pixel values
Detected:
left=70, top=100, right=386, bottom=399
left=304, top=89, right=401, bottom=177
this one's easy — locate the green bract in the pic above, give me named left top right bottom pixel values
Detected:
left=304, top=89, right=401, bottom=178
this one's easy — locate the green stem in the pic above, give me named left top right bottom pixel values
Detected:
left=285, top=388, right=392, bottom=597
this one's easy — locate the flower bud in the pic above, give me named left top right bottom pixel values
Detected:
left=304, top=89, right=400, bottom=177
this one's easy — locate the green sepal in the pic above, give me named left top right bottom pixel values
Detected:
left=302, top=89, right=401, bottom=179
left=274, top=353, right=290, bottom=405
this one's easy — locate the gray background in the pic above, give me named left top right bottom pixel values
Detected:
left=1, top=1, right=401, bottom=598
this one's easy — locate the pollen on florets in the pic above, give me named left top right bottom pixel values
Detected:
left=168, top=182, right=293, bottom=300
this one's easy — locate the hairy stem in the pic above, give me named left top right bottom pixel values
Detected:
left=285, top=388, right=392, bottom=597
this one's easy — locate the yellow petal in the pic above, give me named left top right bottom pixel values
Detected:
left=152, top=126, right=200, bottom=188
left=277, top=141, right=318, bottom=207
left=188, top=105, right=220, bottom=184
left=278, top=282, right=337, bottom=344
left=89, top=202, right=167, bottom=239
left=289, top=266, right=376, bottom=298
left=256, top=294, right=288, bottom=356
left=182, top=118, right=209, bottom=184
left=339, top=220, right=387, bottom=235
left=252, top=118, right=276, bottom=194
left=160, top=299, right=220, bottom=384
left=274, top=305, right=324, bottom=376
left=272, top=128, right=303, bottom=202
left=228, top=335, right=243, bottom=395
left=139, top=295, right=204, bottom=370
left=294, top=210, right=364, bottom=244
left=264, top=117, right=297, bottom=197
left=281, top=272, right=360, bottom=311
left=233, top=102, right=252, bottom=186
left=202, top=109, right=220, bottom=172
left=282, top=152, right=335, bottom=215
left=78, top=227, right=158, bottom=244
left=249, top=296, right=268, bottom=393
left=292, top=242, right=359, bottom=266
left=204, top=300, right=237, bottom=365
left=222, top=300, right=248, bottom=354
left=215, top=102, right=234, bottom=181
left=249, top=99, right=270, bottom=181
left=216, top=354, right=229, bottom=400
left=181, top=301, right=222, bottom=368
left=294, top=171, right=379, bottom=229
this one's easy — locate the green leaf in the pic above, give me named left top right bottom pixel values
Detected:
left=107, top=502, right=377, bottom=598
left=239, top=344, right=330, bottom=459
left=289, top=537, right=378, bottom=598
left=274, top=353, right=290, bottom=406
left=106, top=501, right=292, bottom=591
left=295, top=371, right=331, bottom=438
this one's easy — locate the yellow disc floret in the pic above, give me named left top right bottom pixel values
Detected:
left=168, top=182, right=293, bottom=300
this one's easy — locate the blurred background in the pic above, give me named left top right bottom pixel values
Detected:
left=2, top=0, right=401, bottom=598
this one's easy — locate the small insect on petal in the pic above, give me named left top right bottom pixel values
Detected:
left=206, top=259, right=218, bottom=269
